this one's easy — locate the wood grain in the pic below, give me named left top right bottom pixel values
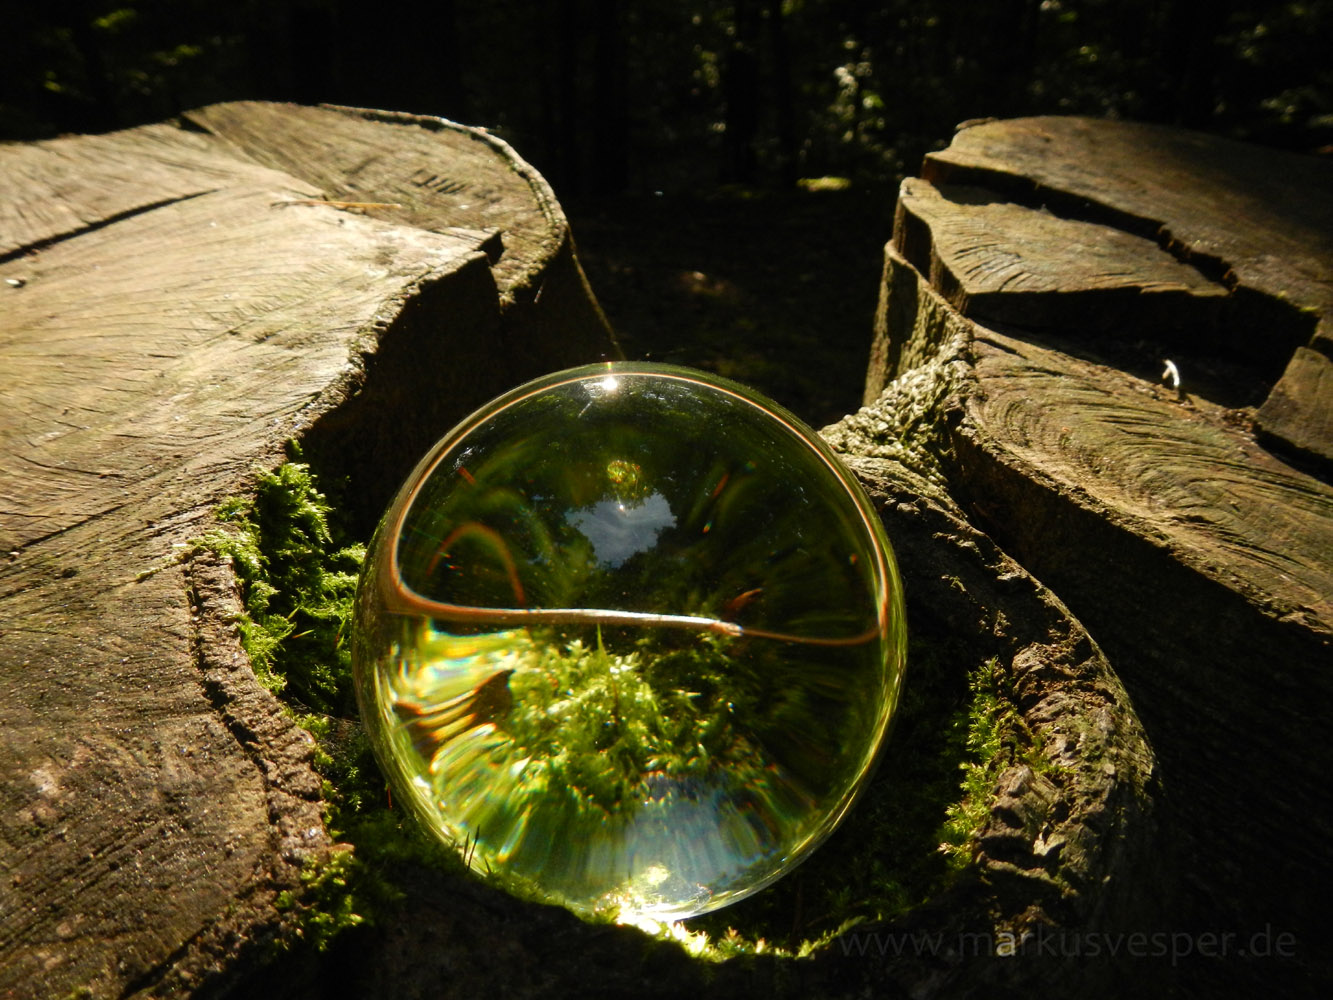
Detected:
left=969, top=328, right=1333, bottom=625
left=922, top=115, right=1333, bottom=466
left=926, top=116, right=1333, bottom=315
left=864, top=118, right=1333, bottom=993
left=894, top=176, right=1230, bottom=345
left=0, top=102, right=616, bottom=999
left=182, top=103, right=559, bottom=297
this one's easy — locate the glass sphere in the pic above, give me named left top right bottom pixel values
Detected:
left=352, top=362, right=906, bottom=922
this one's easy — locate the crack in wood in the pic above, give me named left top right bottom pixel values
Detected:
left=0, top=190, right=216, bottom=266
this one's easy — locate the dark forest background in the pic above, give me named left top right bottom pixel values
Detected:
left=3, top=0, right=1331, bottom=197
left=4, top=1, right=1331, bottom=426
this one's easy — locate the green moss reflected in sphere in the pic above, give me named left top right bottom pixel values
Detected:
left=352, top=362, right=906, bottom=922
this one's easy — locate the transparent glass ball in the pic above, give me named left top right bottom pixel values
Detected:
left=352, top=362, right=906, bottom=922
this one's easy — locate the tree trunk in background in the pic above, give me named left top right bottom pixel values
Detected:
left=591, top=0, right=630, bottom=195
left=721, top=0, right=761, bottom=184
left=767, top=0, right=797, bottom=187
left=1161, top=0, right=1233, bottom=127
left=550, top=0, right=581, bottom=193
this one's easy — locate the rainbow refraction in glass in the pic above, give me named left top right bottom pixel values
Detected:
left=353, top=362, right=906, bottom=922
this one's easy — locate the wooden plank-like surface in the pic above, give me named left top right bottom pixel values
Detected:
left=184, top=103, right=556, bottom=296
left=0, top=186, right=486, bottom=552
left=894, top=176, right=1229, bottom=341
left=920, top=115, right=1333, bottom=466
left=924, top=116, right=1333, bottom=320
left=866, top=117, right=1333, bottom=996
left=0, top=102, right=616, bottom=999
left=970, top=327, right=1333, bottom=625
left=0, top=123, right=299, bottom=256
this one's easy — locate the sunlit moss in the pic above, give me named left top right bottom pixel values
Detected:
left=200, top=460, right=363, bottom=714
left=477, top=629, right=766, bottom=816
left=198, top=456, right=1035, bottom=959
left=937, top=656, right=1047, bottom=867
left=273, top=850, right=365, bottom=953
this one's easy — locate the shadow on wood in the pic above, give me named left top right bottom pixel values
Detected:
left=865, top=116, right=1333, bottom=998
left=0, top=101, right=615, bottom=999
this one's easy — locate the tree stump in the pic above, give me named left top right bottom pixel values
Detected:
left=865, top=116, right=1333, bottom=996
left=0, top=101, right=615, bottom=999
left=5, top=108, right=1318, bottom=1000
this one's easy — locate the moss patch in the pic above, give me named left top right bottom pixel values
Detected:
left=680, top=638, right=1048, bottom=956
left=938, top=656, right=1050, bottom=865
left=202, top=460, right=363, bottom=715
left=200, top=456, right=1042, bottom=960
left=198, top=454, right=465, bottom=948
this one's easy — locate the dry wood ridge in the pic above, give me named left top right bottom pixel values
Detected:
left=183, top=103, right=561, bottom=299
left=918, top=114, right=1333, bottom=467
left=864, top=116, right=1333, bottom=995
left=0, top=101, right=615, bottom=999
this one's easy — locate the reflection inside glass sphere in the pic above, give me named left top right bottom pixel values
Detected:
left=352, top=362, right=906, bottom=922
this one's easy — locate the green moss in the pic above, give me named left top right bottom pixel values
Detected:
left=682, top=645, right=1048, bottom=957
left=273, top=850, right=365, bottom=952
left=937, top=656, right=1048, bottom=867
left=201, top=460, right=363, bottom=714
left=419, top=627, right=767, bottom=818
left=198, top=455, right=1043, bottom=963
left=198, top=455, right=432, bottom=949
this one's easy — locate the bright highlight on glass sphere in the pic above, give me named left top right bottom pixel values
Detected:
left=352, top=362, right=906, bottom=922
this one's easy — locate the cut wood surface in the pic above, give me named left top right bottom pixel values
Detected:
left=893, top=176, right=1230, bottom=344
left=3, top=106, right=1320, bottom=999
left=911, top=114, right=1333, bottom=468
left=0, top=104, right=1163, bottom=1000
left=865, top=116, right=1333, bottom=996
left=0, top=101, right=615, bottom=999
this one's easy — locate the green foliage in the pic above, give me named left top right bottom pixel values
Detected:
left=204, top=461, right=363, bottom=715
left=494, top=628, right=764, bottom=816
left=273, top=850, right=365, bottom=952
left=4, top=2, right=1327, bottom=182
left=200, top=458, right=400, bottom=948
left=937, top=657, right=1047, bottom=867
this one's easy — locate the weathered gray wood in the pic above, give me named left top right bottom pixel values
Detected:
left=864, top=117, right=1333, bottom=996
left=24, top=105, right=1320, bottom=998
left=0, top=103, right=1165, bottom=1000
left=910, top=114, right=1333, bottom=468
left=893, top=176, right=1230, bottom=343
left=1257, top=345, right=1333, bottom=464
left=182, top=102, right=611, bottom=319
left=0, top=101, right=616, bottom=999
left=181, top=102, right=619, bottom=530
left=922, top=117, right=1333, bottom=320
